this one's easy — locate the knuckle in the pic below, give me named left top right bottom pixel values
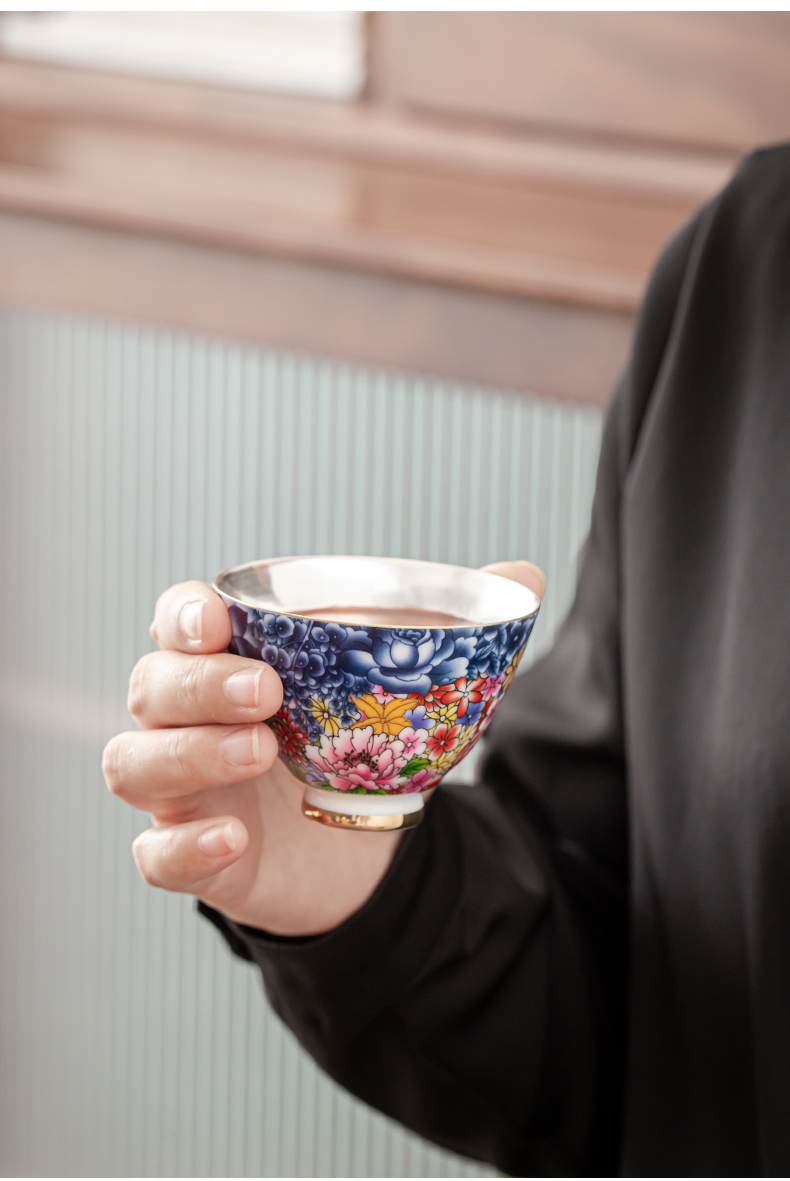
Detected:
left=132, top=838, right=159, bottom=888
left=127, top=653, right=154, bottom=719
left=132, top=831, right=172, bottom=890
left=164, top=728, right=195, bottom=785
left=102, top=736, right=126, bottom=794
left=152, top=587, right=170, bottom=626
left=180, top=655, right=211, bottom=715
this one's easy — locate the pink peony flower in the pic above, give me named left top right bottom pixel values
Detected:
left=407, top=768, right=441, bottom=791
left=305, top=725, right=408, bottom=792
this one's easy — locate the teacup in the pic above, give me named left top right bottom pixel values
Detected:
left=213, top=556, right=540, bottom=830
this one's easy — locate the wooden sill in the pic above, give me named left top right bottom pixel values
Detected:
left=0, top=59, right=739, bottom=312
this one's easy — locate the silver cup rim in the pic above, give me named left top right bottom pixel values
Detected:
left=213, top=554, right=540, bottom=629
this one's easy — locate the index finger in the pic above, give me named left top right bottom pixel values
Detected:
left=150, top=581, right=232, bottom=654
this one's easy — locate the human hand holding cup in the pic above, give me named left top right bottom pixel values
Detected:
left=103, top=558, right=543, bottom=935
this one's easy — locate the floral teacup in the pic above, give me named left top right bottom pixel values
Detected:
left=214, top=556, right=540, bottom=830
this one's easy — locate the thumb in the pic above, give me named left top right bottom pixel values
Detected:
left=132, top=816, right=248, bottom=894
left=480, top=559, right=546, bottom=601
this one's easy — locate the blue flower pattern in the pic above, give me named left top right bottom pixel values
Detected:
left=226, top=602, right=536, bottom=743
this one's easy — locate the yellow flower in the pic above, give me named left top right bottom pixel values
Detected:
left=455, top=726, right=475, bottom=751
left=350, top=693, right=421, bottom=736
left=502, top=650, right=524, bottom=693
left=433, top=749, right=460, bottom=776
left=308, top=697, right=342, bottom=736
left=426, top=699, right=459, bottom=729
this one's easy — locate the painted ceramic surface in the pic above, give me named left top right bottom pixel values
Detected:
left=222, top=599, right=537, bottom=795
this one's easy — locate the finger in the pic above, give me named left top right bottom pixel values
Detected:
left=151, top=581, right=232, bottom=654
left=132, top=815, right=248, bottom=894
left=127, top=649, right=283, bottom=729
left=480, top=560, right=546, bottom=601
left=103, top=722, right=278, bottom=809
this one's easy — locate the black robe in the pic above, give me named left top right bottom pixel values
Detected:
left=201, top=143, right=790, bottom=1176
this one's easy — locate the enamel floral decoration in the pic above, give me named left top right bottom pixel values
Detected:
left=225, top=605, right=537, bottom=795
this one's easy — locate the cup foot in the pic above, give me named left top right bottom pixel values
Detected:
left=301, top=786, right=424, bottom=831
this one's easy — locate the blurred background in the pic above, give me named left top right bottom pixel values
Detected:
left=1, top=12, right=790, bottom=1178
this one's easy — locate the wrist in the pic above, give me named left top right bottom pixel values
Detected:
left=261, top=827, right=404, bottom=936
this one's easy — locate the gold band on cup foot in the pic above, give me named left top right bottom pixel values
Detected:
left=301, top=801, right=423, bottom=830
left=301, top=786, right=425, bottom=831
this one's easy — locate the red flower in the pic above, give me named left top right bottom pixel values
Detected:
left=436, top=677, right=486, bottom=719
left=269, top=705, right=309, bottom=762
left=427, top=723, right=460, bottom=757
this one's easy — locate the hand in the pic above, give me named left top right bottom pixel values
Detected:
left=102, top=561, right=544, bottom=937
left=478, top=559, right=545, bottom=601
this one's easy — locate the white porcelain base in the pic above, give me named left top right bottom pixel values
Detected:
left=302, top=786, right=425, bottom=830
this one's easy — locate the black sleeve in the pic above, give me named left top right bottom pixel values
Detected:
left=199, top=207, right=705, bottom=1178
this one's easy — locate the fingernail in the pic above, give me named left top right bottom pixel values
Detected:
left=180, top=599, right=205, bottom=643
left=198, top=821, right=237, bottom=857
left=221, top=725, right=260, bottom=766
left=224, top=668, right=262, bottom=709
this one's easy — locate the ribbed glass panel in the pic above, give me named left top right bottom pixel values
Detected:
left=0, top=308, right=603, bottom=1178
